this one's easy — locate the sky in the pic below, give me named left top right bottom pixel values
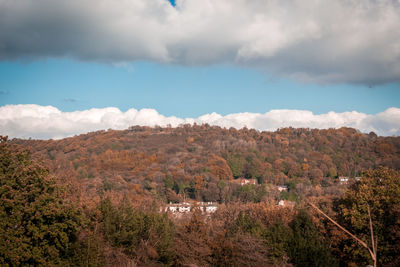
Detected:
left=0, top=0, right=399, bottom=139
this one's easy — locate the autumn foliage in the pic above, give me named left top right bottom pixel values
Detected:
left=9, top=125, right=400, bottom=208
left=1, top=125, right=400, bottom=266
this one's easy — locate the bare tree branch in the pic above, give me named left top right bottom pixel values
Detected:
left=308, top=201, right=376, bottom=265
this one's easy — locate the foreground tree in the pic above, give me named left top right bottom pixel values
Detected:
left=288, top=210, right=338, bottom=267
left=335, top=167, right=400, bottom=266
left=311, top=167, right=400, bottom=267
left=0, top=136, right=81, bottom=265
left=99, top=197, right=175, bottom=265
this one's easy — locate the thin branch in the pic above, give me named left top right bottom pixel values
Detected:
left=308, top=201, right=376, bottom=262
left=368, top=205, right=376, bottom=257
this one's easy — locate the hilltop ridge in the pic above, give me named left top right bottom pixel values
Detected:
left=10, top=125, right=400, bottom=208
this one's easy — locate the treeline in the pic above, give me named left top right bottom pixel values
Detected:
left=10, top=125, right=400, bottom=207
left=2, top=136, right=400, bottom=266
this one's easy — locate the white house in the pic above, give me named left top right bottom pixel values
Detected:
left=205, top=206, right=218, bottom=213
left=178, top=206, right=191, bottom=212
left=339, top=176, right=349, bottom=184
left=164, top=201, right=218, bottom=214
left=277, top=185, right=288, bottom=192
left=278, top=200, right=295, bottom=207
left=240, top=179, right=257, bottom=185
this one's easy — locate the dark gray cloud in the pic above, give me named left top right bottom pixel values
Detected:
left=0, top=0, right=400, bottom=85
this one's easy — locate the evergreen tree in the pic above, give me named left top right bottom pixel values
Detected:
left=0, top=136, right=80, bottom=265
left=288, top=210, right=338, bottom=267
left=99, top=198, right=175, bottom=264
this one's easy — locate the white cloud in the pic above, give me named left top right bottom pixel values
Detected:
left=0, top=104, right=399, bottom=139
left=0, top=0, right=400, bottom=84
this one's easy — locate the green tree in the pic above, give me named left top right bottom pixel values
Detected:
left=264, top=221, right=291, bottom=260
left=232, top=211, right=266, bottom=238
left=244, top=155, right=261, bottom=179
left=238, top=184, right=266, bottom=203
left=335, top=167, right=400, bottom=266
left=288, top=210, right=338, bottom=267
left=164, top=175, right=174, bottom=190
left=227, top=154, right=246, bottom=178
left=328, top=167, right=337, bottom=178
left=99, top=198, right=175, bottom=264
left=0, top=136, right=81, bottom=266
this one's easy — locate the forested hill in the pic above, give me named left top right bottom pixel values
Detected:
left=11, top=125, right=400, bottom=206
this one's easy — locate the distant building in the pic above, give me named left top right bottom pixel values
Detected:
left=277, top=185, right=288, bottom=192
left=168, top=206, right=178, bottom=212
left=178, top=206, right=191, bottom=213
left=164, top=201, right=218, bottom=214
left=230, top=178, right=258, bottom=186
left=339, top=176, right=349, bottom=184
left=239, top=179, right=257, bottom=186
left=205, top=206, right=218, bottom=213
left=278, top=200, right=295, bottom=207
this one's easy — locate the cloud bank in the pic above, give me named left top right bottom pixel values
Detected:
left=1, top=0, right=400, bottom=84
left=0, top=104, right=399, bottom=139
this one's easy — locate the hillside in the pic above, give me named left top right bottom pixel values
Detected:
left=3, top=126, right=400, bottom=266
left=11, top=125, right=400, bottom=208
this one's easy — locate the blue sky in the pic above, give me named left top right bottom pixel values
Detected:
left=0, top=0, right=399, bottom=139
left=1, top=59, right=398, bottom=117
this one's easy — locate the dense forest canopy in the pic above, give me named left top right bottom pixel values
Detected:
left=10, top=125, right=400, bottom=207
left=2, top=125, right=400, bottom=266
